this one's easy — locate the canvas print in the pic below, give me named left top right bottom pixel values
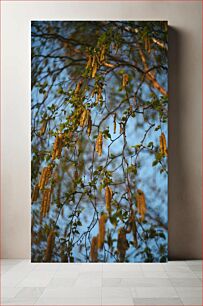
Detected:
left=31, top=21, right=168, bottom=262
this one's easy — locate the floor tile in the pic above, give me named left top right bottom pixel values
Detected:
left=186, top=260, right=202, bottom=266
left=2, top=296, right=38, bottom=305
left=35, top=297, right=101, bottom=305
left=102, top=263, right=142, bottom=272
left=15, top=287, right=45, bottom=298
left=124, top=277, right=172, bottom=287
left=141, top=264, right=165, bottom=272
left=180, top=296, right=202, bottom=305
left=2, top=287, right=22, bottom=299
left=103, top=270, right=144, bottom=278
left=102, top=278, right=122, bottom=287
left=166, top=271, right=197, bottom=278
left=169, top=277, right=202, bottom=287
left=142, top=271, right=168, bottom=278
left=175, top=286, right=202, bottom=298
left=17, top=271, right=55, bottom=287
left=102, top=297, right=134, bottom=305
left=41, top=287, right=101, bottom=298
left=47, top=277, right=76, bottom=288
left=102, top=286, right=132, bottom=298
left=133, top=286, right=178, bottom=298
left=164, top=265, right=192, bottom=272
left=133, top=297, right=183, bottom=305
left=189, top=264, right=202, bottom=272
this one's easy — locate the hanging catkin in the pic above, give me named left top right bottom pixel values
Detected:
left=129, top=209, right=138, bottom=247
left=87, top=112, right=92, bottom=136
left=45, top=230, right=55, bottom=262
left=136, top=189, right=146, bottom=221
left=40, top=188, right=52, bottom=222
left=117, top=227, right=129, bottom=262
left=74, top=80, right=83, bottom=94
left=100, top=45, right=106, bottom=62
left=159, top=132, right=168, bottom=157
left=122, top=73, right=129, bottom=89
left=92, top=63, right=97, bottom=78
left=39, top=165, right=52, bottom=190
left=90, top=236, right=98, bottom=262
left=86, top=54, right=92, bottom=69
left=96, top=132, right=103, bottom=156
left=119, top=123, right=123, bottom=134
left=105, top=186, right=112, bottom=215
left=113, top=113, right=117, bottom=134
left=31, top=184, right=39, bottom=202
left=98, top=214, right=107, bottom=250
left=80, top=109, right=88, bottom=127
left=52, top=134, right=63, bottom=160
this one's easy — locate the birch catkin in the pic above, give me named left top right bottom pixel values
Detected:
left=159, top=132, right=168, bottom=157
left=80, top=109, right=88, bottom=127
left=40, top=188, right=52, bottom=222
left=98, top=214, right=107, bottom=250
left=31, top=184, right=39, bottom=202
left=96, top=132, right=103, bottom=156
left=87, top=112, right=92, bottom=136
left=122, top=73, right=129, bottom=89
left=39, top=166, right=52, bottom=190
left=136, top=189, right=146, bottom=221
left=92, top=62, right=98, bottom=78
left=90, top=236, right=98, bottom=262
left=75, top=80, right=83, bottom=94
left=105, top=186, right=112, bottom=215
left=52, top=134, right=63, bottom=160
left=45, top=230, right=55, bottom=262
left=129, top=209, right=138, bottom=247
left=117, top=227, right=129, bottom=262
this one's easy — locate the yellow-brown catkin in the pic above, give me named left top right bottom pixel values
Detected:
left=96, top=132, right=103, bottom=156
left=87, top=112, right=92, bottom=136
left=31, top=184, right=39, bottom=202
left=113, top=113, right=117, bottom=134
left=129, top=209, right=138, bottom=248
left=136, top=189, right=146, bottom=221
left=80, top=109, right=88, bottom=127
left=105, top=186, right=112, bottom=215
left=40, top=188, right=52, bottom=222
left=86, top=54, right=92, bottom=69
left=92, top=62, right=98, bottom=78
left=39, top=166, right=52, bottom=190
left=74, top=80, right=83, bottom=94
left=120, top=123, right=123, bottom=134
left=159, top=132, right=168, bottom=157
left=52, top=134, right=63, bottom=160
left=45, top=230, right=55, bottom=262
left=98, top=214, right=107, bottom=250
left=100, top=45, right=106, bottom=62
left=39, top=120, right=47, bottom=136
left=90, top=236, right=98, bottom=262
left=117, top=228, right=129, bottom=262
left=122, top=74, right=129, bottom=89
left=144, top=36, right=151, bottom=54
left=92, top=54, right=96, bottom=67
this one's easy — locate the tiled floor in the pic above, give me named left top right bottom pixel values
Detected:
left=1, top=260, right=202, bottom=305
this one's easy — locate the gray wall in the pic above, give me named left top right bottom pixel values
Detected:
left=1, top=1, right=202, bottom=259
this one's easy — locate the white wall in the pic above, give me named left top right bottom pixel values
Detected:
left=1, top=1, right=202, bottom=259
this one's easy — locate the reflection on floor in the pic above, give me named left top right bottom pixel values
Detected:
left=1, top=260, right=202, bottom=305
